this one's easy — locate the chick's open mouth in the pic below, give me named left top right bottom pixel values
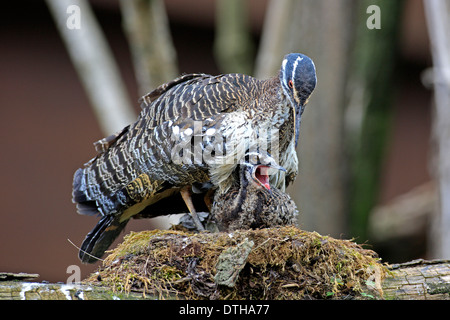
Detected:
left=254, top=165, right=271, bottom=190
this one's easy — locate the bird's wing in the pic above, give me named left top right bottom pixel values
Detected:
left=86, top=73, right=256, bottom=157
left=138, top=73, right=256, bottom=127
left=92, top=125, right=130, bottom=154
left=74, top=71, right=247, bottom=216
left=139, top=73, right=207, bottom=107
left=72, top=114, right=224, bottom=218
left=74, top=116, right=224, bottom=263
left=74, top=73, right=261, bottom=263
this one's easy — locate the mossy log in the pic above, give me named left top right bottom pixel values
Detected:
left=1, top=227, right=449, bottom=300
left=0, top=280, right=151, bottom=300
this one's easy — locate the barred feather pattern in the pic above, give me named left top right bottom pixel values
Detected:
left=140, top=73, right=297, bottom=189
left=73, top=65, right=313, bottom=262
left=73, top=119, right=210, bottom=217
left=73, top=73, right=300, bottom=215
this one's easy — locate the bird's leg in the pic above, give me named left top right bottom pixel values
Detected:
left=180, top=185, right=205, bottom=231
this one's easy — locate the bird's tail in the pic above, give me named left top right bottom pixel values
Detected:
left=79, top=215, right=129, bottom=264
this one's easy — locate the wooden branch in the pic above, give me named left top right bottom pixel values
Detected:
left=46, top=0, right=136, bottom=136
left=0, top=280, right=153, bottom=300
left=119, top=0, right=178, bottom=95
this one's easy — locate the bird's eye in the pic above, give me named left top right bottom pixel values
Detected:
left=288, top=80, right=293, bottom=89
left=247, top=154, right=258, bottom=165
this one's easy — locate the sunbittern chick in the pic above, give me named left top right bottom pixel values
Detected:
left=211, top=152, right=298, bottom=232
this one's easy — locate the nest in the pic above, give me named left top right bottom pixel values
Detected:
left=84, top=226, right=387, bottom=299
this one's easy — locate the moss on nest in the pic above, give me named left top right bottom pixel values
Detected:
left=84, top=226, right=387, bottom=300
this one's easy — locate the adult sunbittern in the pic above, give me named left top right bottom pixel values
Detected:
left=73, top=53, right=316, bottom=263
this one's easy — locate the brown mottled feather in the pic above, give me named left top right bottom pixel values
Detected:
left=211, top=160, right=298, bottom=232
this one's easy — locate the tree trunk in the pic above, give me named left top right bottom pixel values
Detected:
left=346, top=0, right=403, bottom=241
left=423, top=0, right=450, bottom=259
left=255, top=0, right=402, bottom=242
left=119, top=0, right=178, bottom=95
left=254, top=0, right=293, bottom=79
left=214, top=0, right=254, bottom=74
left=256, top=0, right=357, bottom=237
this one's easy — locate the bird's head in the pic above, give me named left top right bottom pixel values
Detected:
left=279, top=53, right=317, bottom=146
left=241, top=151, right=286, bottom=192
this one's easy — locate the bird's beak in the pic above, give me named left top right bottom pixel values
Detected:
left=253, top=164, right=286, bottom=191
left=269, top=163, right=286, bottom=172
left=254, top=165, right=271, bottom=190
left=293, top=103, right=305, bottom=147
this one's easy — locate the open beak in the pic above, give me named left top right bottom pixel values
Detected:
left=253, top=164, right=286, bottom=191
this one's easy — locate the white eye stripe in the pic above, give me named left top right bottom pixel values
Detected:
left=291, top=56, right=303, bottom=86
left=282, top=59, right=288, bottom=71
left=290, top=56, right=304, bottom=104
left=282, top=55, right=304, bottom=91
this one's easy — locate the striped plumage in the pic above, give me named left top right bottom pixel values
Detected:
left=73, top=53, right=316, bottom=263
